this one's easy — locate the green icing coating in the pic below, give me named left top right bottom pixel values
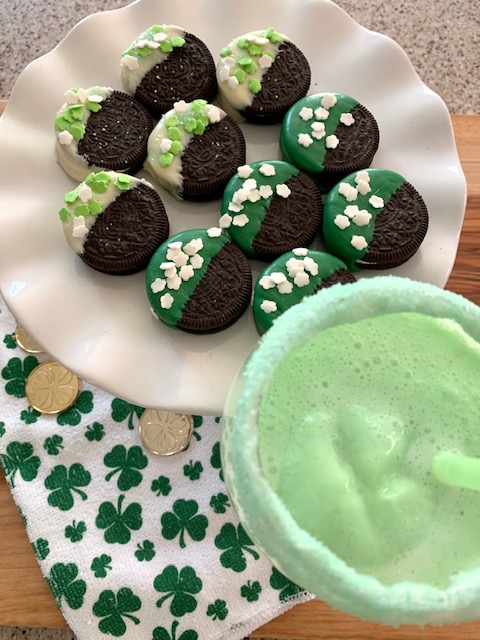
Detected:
left=323, top=168, right=406, bottom=271
left=122, top=25, right=185, bottom=59
left=252, top=249, right=351, bottom=335
left=146, top=229, right=229, bottom=328
left=280, top=93, right=358, bottom=174
left=221, top=160, right=299, bottom=255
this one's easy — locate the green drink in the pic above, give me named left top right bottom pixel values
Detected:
left=221, top=277, right=480, bottom=625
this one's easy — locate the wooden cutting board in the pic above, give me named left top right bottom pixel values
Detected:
left=0, top=100, right=479, bottom=637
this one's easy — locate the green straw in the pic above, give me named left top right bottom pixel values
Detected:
left=432, top=452, right=480, bottom=491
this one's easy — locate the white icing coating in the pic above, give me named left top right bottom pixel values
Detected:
left=369, top=195, right=385, bottom=208
left=54, top=86, right=113, bottom=182
left=120, top=25, right=186, bottom=94
left=334, top=214, right=351, bottom=229
left=351, top=235, right=368, bottom=250
left=260, top=300, right=277, bottom=313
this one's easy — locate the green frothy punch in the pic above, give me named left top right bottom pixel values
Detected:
left=432, top=453, right=480, bottom=492
left=122, top=24, right=185, bottom=59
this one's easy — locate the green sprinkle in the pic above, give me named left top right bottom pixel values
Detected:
left=159, top=152, right=173, bottom=167
left=88, top=199, right=103, bottom=215
left=248, top=43, right=262, bottom=57
left=122, top=46, right=134, bottom=57
left=238, top=57, right=253, bottom=68
left=86, top=100, right=102, bottom=113
left=184, top=118, right=197, bottom=133
left=245, top=61, right=258, bottom=75
left=62, top=109, right=74, bottom=124
left=96, top=172, right=112, bottom=183
left=151, top=24, right=164, bottom=33
left=88, top=172, right=111, bottom=194
left=114, top=175, right=131, bottom=191
left=171, top=36, right=185, bottom=47
left=70, top=105, right=84, bottom=120
left=237, top=38, right=249, bottom=50
left=74, top=204, right=90, bottom=217
left=263, top=27, right=275, bottom=39
left=232, top=68, right=246, bottom=84
left=69, top=122, right=86, bottom=141
left=67, top=88, right=79, bottom=94
left=199, top=114, right=209, bottom=126
left=64, top=191, right=79, bottom=204
left=160, top=40, right=173, bottom=53
left=90, top=181, right=109, bottom=194
left=194, top=121, right=205, bottom=136
left=270, top=31, right=283, bottom=43
left=167, top=127, right=181, bottom=142
left=55, top=115, right=69, bottom=131
left=193, top=99, right=207, bottom=108
left=220, top=46, right=233, bottom=57
left=264, top=50, right=276, bottom=60
left=249, top=78, right=262, bottom=94
left=165, top=115, right=180, bottom=127
left=137, top=45, right=151, bottom=58
left=170, top=140, right=183, bottom=155
left=59, top=207, right=70, bottom=221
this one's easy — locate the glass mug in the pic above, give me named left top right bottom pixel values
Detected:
left=221, top=276, right=480, bottom=625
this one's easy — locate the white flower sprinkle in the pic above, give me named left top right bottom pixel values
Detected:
left=334, top=214, right=351, bottom=229
left=314, top=107, right=329, bottom=120
left=340, top=112, right=355, bottom=126
left=345, top=205, right=360, bottom=218
left=164, top=266, right=177, bottom=279
left=159, top=138, right=173, bottom=153
left=207, top=227, right=222, bottom=238
left=298, top=133, right=314, bottom=147
left=219, top=66, right=230, bottom=82
left=233, top=188, right=250, bottom=204
left=260, top=300, right=277, bottom=314
left=352, top=210, right=373, bottom=227
left=258, top=54, right=273, bottom=69
left=77, top=88, right=88, bottom=104
left=369, top=195, right=384, bottom=208
left=223, top=56, right=235, bottom=68
left=219, top=213, right=233, bottom=228
left=168, top=241, right=183, bottom=250
left=160, top=293, right=174, bottom=309
left=179, top=265, right=195, bottom=281
left=227, top=76, right=239, bottom=90
left=150, top=278, right=166, bottom=293
left=228, top=202, right=243, bottom=213
left=355, top=171, right=370, bottom=184
left=166, top=275, right=182, bottom=290
left=147, top=41, right=160, bottom=49
left=276, top=184, right=291, bottom=198
left=72, top=216, right=88, bottom=238
left=292, top=248, right=309, bottom=256
left=255, top=36, right=270, bottom=45
left=64, top=90, right=79, bottom=104
left=58, top=130, right=74, bottom=145
left=206, top=106, right=222, bottom=123
left=321, top=93, right=337, bottom=109
left=237, top=165, right=253, bottom=178
left=270, top=272, right=287, bottom=284
left=277, top=281, right=294, bottom=294
left=338, top=182, right=358, bottom=202
left=299, top=107, right=314, bottom=121
left=232, top=214, right=249, bottom=227
left=174, top=100, right=188, bottom=113
left=160, top=261, right=175, bottom=270
left=294, top=271, right=310, bottom=287
left=78, top=185, right=92, bottom=203
left=121, top=55, right=140, bottom=71
left=259, top=185, right=273, bottom=199
left=303, top=258, right=319, bottom=276
left=172, top=251, right=188, bottom=267
left=184, top=239, right=203, bottom=255
left=259, top=163, right=276, bottom=176
left=311, top=122, right=325, bottom=132
left=351, top=235, right=368, bottom=251
left=243, top=178, right=257, bottom=191
left=259, top=276, right=276, bottom=290
left=135, top=39, right=148, bottom=47
left=189, top=254, right=204, bottom=270
left=87, top=95, right=104, bottom=103
left=153, top=32, right=168, bottom=42
left=326, top=134, right=339, bottom=149
left=356, top=180, right=371, bottom=195
left=248, top=189, right=261, bottom=203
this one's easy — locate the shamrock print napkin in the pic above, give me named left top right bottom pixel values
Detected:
left=0, top=295, right=312, bottom=640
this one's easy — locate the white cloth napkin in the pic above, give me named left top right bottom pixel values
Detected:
left=0, top=295, right=312, bottom=639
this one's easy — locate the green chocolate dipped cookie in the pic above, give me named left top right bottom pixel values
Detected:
left=219, top=160, right=322, bottom=260
left=280, top=93, right=379, bottom=191
left=253, top=249, right=356, bottom=335
left=322, top=168, right=429, bottom=271
left=59, top=171, right=169, bottom=275
left=144, top=99, right=246, bottom=201
left=216, top=28, right=310, bottom=124
left=146, top=228, right=252, bottom=334
left=120, top=24, right=217, bottom=118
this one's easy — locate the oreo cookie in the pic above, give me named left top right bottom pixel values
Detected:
left=59, top=171, right=169, bottom=275
left=54, top=87, right=153, bottom=182
left=323, top=168, right=429, bottom=270
left=280, top=92, right=379, bottom=192
left=253, top=248, right=356, bottom=334
left=216, top=28, right=310, bottom=124
left=120, top=24, right=217, bottom=118
left=219, top=160, right=322, bottom=260
left=146, top=228, right=252, bottom=334
left=144, top=100, right=246, bottom=201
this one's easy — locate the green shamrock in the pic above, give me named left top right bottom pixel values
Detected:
left=154, top=565, right=202, bottom=617
left=57, top=390, right=93, bottom=426
left=153, top=621, right=198, bottom=640
left=0, top=441, right=41, bottom=488
left=3, top=333, right=16, bottom=349
left=192, top=415, right=203, bottom=441
left=210, top=442, right=224, bottom=482
left=91, top=554, right=112, bottom=578
left=215, top=523, right=259, bottom=572
left=111, top=398, right=144, bottom=430
left=0, top=422, right=5, bottom=438
left=151, top=475, right=171, bottom=497
left=210, top=492, right=230, bottom=514
left=2, top=355, right=39, bottom=398
left=85, top=421, right=104, bottom=442
left=44, top=463, right=91, bottom=511
left=93, top=587, right=141, bottom=637
left=206, top=599, right=228, bottom=621
left=65, top=520, right=87, bottom=543
left=47, top=563, right=86, bottom=611
left=161, top=499, right=208, bottom=548
left=135, top=540, right=155, bottom=562
left=20, top=407, right=40, bottom=424
left=18, top=505, right=28, bottom=527
left=96, top=494, right=142, bottom=544
left=270, top=566, right=304, bottom=602
left=104, top=445, right=148, bottom=491
left=32, top=538, right=50, bottom=561
left=240, top=580, right=262, bottom=602
left=44, top=435, right=64, bottom=455
left=183, top=460, right=203, bottom=481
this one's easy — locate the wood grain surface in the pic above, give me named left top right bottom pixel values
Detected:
left=0, top=99, right=479, bottom=637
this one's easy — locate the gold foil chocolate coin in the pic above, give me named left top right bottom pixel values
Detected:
left=25, top=360, right=81, bottom=414
left=139, top=410, right=193, bottom=456
left=14, top=325, right=45, bottom=354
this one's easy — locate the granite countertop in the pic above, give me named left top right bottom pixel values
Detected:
left=0, top=0, right=477, bottom=638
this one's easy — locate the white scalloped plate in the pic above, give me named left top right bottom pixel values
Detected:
left=0, top=0, right=466, bottom=414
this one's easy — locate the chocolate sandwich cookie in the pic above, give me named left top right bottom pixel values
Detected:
left=120, top=24, right=217, bottom=118
left=144, top=99, right=246, bottom=201
left=54, top=87, right=153, bottom=182
left=323, top=168, right=429, bottom=271
left=146, top=228, right=252, bottom=334
left=216, top=28, right=310, bottom=124
left=253, top=249, right=356, bottom=335
left=220, top=160, right=322, bottom=260
left=280, top=93, right=379, bottom=192
left=59, top=171, right=169, bottom=275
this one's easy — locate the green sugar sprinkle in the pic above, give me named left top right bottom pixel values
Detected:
left=220, top=46, right=233, bottom=57
left=238, top=57, right=253, bottom=67
left=237, top=38, right=249, bottom=50
left=64, top=191, right=78, bottom=204
left=171, top=36, right=185, bottom=47
left=170, top=141, right=183, bottom=155
left=165, top=115, right=180, bottom=127
left=233, top=69, right=246, bottom=83
left=151, top=25, right=165, bottom=33
left=167, top=126, right=181, bottom=141
left=59, top=207, right=70, bottom=221
left=55, top=115, right=69, bottom=131
left=184, top=118, right=197, bottom=133
left=249, top=78, right=262, bottom=94
left=86, top=171, right=111, bottom=194
left=74, top=204, right=90, bottom=217
left=160, top=40, right=173, bottom=53
left=194, top=121, right=206, bottom=136
left=160, top=152, right=174, bottom=167
left=248, top=43, right=262, bottom=57
left=88, top=199, right=103, bottom=215
left=69, top=123, right=86, bottom=141
left=86, top=100, right=102, bottom=113
left=114, top=175, right=131, bottom=191
left=263, top=27, right=283, bottom=43
left=244, top=61, right=258, bottom=75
